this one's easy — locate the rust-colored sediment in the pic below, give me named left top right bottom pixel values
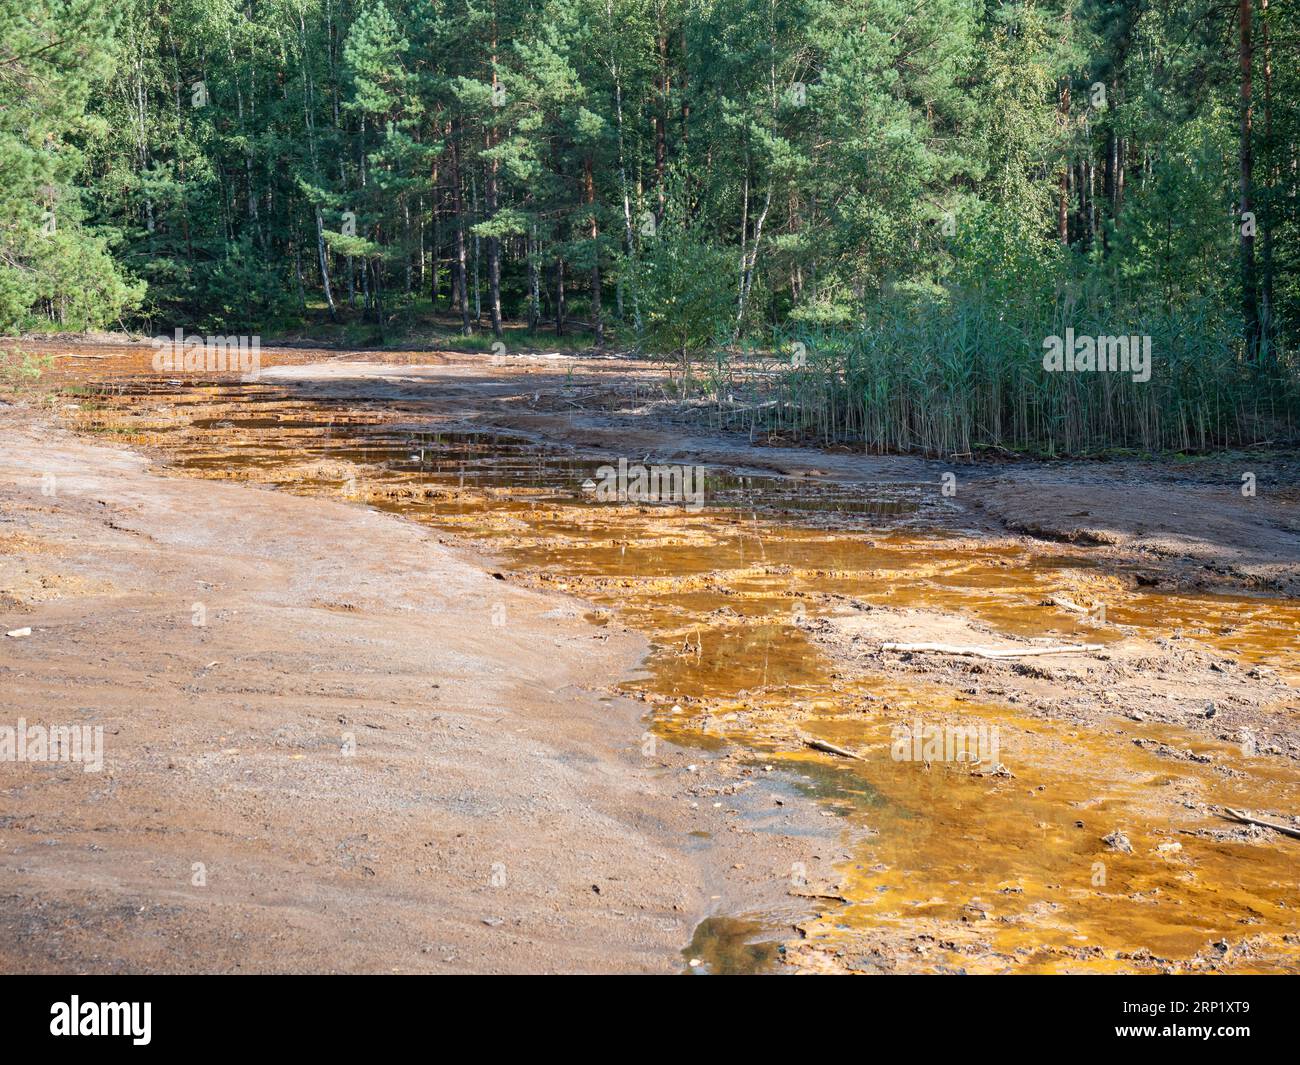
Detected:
left=44, top=343, right=1300, bottom=973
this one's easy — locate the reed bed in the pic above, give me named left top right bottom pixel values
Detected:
left=710, top=291, right=1299, bottom=457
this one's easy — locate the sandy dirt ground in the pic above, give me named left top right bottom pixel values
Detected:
left=3, top=339, right=1299, bottom=974
left=0, top=401, right=836, bottom=974
left=965, top=463, right=1300, bottom=596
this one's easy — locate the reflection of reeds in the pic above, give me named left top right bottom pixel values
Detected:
left=708, top=293, right=1298, bottom=457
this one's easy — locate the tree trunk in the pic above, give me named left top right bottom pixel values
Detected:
left=471, top=173, right=481, bottom=324
left=451, top=117, right=471, bottom=335
left=655, top=24, right=668, bottom=219
left=1058, top=81, right=1071, bottom=245
left=430, top=159, right=441, bottom=305
left=1239, top=0, right=1260, bottom=361
left=735, top=179, right=771, bottom=339
left=1260, top=0, right=1275, bottom=352
left=585, top=157, right=602, bottom=348
left=485, top=153, right=502, bottom=338
left=314, top=207, right=337, bottom=321
left=487, top=18, right=504, bottom=338
left=528, top=225, right=540, bottom=331
left=610, top=32, right=641, bottom=330
left=554, top=257, right=566, bottom=336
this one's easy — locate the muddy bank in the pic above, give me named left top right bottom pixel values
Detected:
left=965, top=462, right=1300, bottom=596
left=249, top=356, right=1300, bottom=597
left=0, top=402, right=836, bottom=974
left=788, top=601, right=1300, bottom=973
left=9, top=340, right=1300, bottom=975
left=804, top=604, right=1300, bottom=758
left=26, top=338, right=1300, bottom=599
left=770, top=481, right=1300, bottom=973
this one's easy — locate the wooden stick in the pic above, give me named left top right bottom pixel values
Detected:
left=805, top=738, right=860, bottom=760
left=881, top=641, right=1102, bottom=659
left=789, top=888, right=851, bottom=903
left=1222, top=807, right=1300, bottom=841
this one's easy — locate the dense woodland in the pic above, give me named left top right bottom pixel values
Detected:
left=2, top=1, right=1298, bottom=452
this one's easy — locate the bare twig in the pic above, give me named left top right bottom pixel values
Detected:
left=805, top=738, right=860, bottom=760
left=1222, top=807, right=1300, bottom=841
left=881, top=642, right=1102, bottom=659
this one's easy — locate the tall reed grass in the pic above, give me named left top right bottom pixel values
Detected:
left=716, top=289, right=1299, bottom=457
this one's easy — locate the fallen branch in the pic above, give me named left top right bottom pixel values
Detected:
left=881, top=641, right=1102, bottom=659
left=789, top=888, right=850, bottom=903
left=1222, top=807, right=1300, bottom=841
left=805, top=738, right=860, bottom=760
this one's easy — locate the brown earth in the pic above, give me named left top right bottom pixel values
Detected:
left=965, top=464, right=1300, bottom=596
left=4, top=338, right=1300, bottom=974
left=0, top=401, right=837, bottom=974
left=802, top=605, right=1300, bottom=760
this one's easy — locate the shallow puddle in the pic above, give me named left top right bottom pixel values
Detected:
left=683, top=916, right=784, bottom=975
left=51, top=353, right=1300, bottom=973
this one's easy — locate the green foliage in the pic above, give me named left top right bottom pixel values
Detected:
left=2, top=0, right=1298, bottom=455
left=751, top=269, right=1298, bottom=456
left=0, top=0, right=137, bottom=333
left=629, top=222, right=735, bottom=362
left=1106, top=117, right=1237, bottom=315
left=0, top=349, right=54, bottom=393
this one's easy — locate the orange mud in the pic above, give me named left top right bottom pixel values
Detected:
left=42, top=343, right=1300, bottom=973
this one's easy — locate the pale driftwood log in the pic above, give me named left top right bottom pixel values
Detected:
left=881, top=641, right=1102, bottom=659
left=805, top=738, right=860, bottom=760
left=1222, top=807, right=1300, bottom=841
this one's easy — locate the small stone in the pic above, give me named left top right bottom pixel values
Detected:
left=1102, top=829, right=1133, bottom=853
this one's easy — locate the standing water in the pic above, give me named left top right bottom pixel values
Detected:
left=53, top=349, right=1300, bottom=973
